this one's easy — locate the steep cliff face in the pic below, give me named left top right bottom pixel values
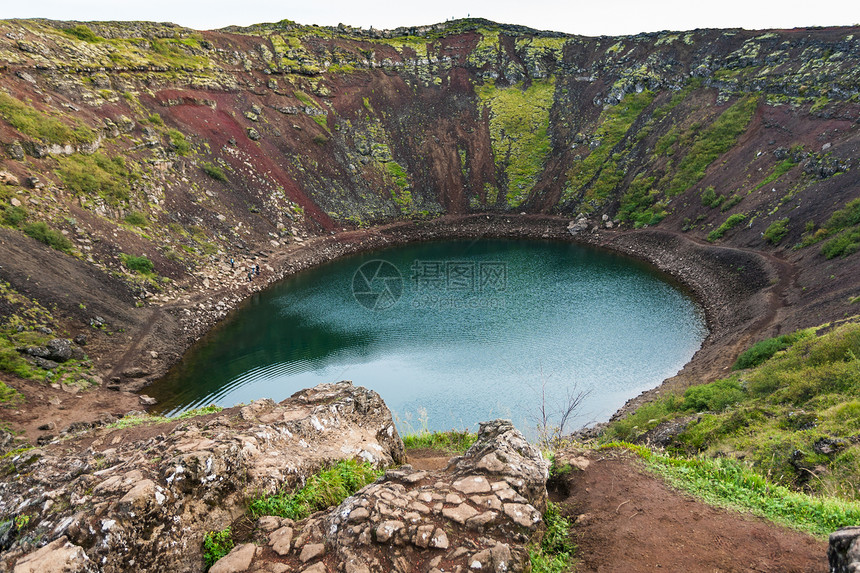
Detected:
left=0, top=18, right=859, bottom=409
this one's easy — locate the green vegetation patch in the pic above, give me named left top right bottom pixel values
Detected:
left=667, top=97, right=758, bottom=196
left=603, top=321, right=860, bottom=501
left=616, top=173, right=668, bottom=228
left=476, top=79, right=555, bottom=207
left=402, top=430, right=477, bottom=454
left=1, top=205, right=28, bottom=227
left=201, top=163, right=227, bottom=182
left=733, top=329, right=815, bottom=370
left=168, top=129, right=190, bottom=156
left=755, top=158, right=797, bottom=191
left=528, top=502, right=575, bottom=573
left=763, top=218, right=790, bottom=245
left=202, top=527, right=234, bottom=571
left=707, top=213, right=746, bottom=242
left=123, top=211, right=148, bottom=227
left=563, top=91, right=655, bottom=206
left=57, top=153, right=133, bottom=205
left=120, top=254, right=154, bottom=274
left=248, top=459, right=382, bottom=520
left=0, top=93, right=96, bottom=146
left=606, top=443, right=860, bottom=538
left=23, top=222, right=73, bottom=254
left=0, top=380, right=23, bottom=405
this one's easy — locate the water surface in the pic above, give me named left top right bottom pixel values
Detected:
left=148, top=240, right=707, bottom=434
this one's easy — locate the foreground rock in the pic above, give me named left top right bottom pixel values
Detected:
left=829, top=527, right=860, bottom=573
left=0, top=382, right=405, bottom=573
left=213, top=419, right=549, bottom=573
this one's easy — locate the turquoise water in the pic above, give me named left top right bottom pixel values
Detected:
left=147, top=240, right=707, bottom=434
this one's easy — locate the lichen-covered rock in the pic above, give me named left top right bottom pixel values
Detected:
left=0, top=382, right=404, bottom=573
left=225, top=419, right=548, bottom=573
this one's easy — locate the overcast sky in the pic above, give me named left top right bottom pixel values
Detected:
left=3, top=1, right=859, bottom=36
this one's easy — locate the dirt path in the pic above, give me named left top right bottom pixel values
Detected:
left=556, top=448, right=828, bottom=572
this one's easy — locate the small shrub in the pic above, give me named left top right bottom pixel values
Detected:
left=707, top=213, right=746, bottom=242
left=2, top=205, right=27, bottom=227
left=168, top=129, right=190, bottom=156
left=720, top=194, right=744, bottom=212
left=147, top=113, right=164, bottom=126
left=822, top=228, right=860, bottom=259
left=121, top=254, right=154, bottom=274
left=529, top=502, right=575, bottom=573
left=700, top=186, right=724, bottom=208
left=683, top=378, right=745, bottom=412
left=123, top=211, right=148, bottom=227
left=0, top=379, right=24, bottom=404
left=23, top=222, right=73, bottom=253
left=733, top=330, right=813, bottom=370
left=201, top=163, right=227, bottom=182
left=763, top=218, right=790, bottom=244
left=202, top=528, right=234, bottom=571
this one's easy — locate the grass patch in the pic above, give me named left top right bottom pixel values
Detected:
left=168, top=129, right=190, bottom=156
left=0, top=380, right=23, bottom=405
left=120, top=254, right=154, bottom=274
left=707, top=213, right=746, bottom=242
left=106, top=405, right=223, bottom=430
left=763, top=218, right=790, bottom=244
left=822, top=228, right=860, bottom=259
left=700, top=186, right=724, bottom=208
left=733, top=329, right=815, bottom=370
left=63, top=25, right=102, bottom=43
left=604, top=443, right=860, bottom=538
left=248, top=460, right=382, bottom=520
left=57, top=153, right=132, bottom=206
left=529, top=502, right=575, bottom=573
left=0, top=93, right=96, bottom=146
left=23, top=222, right=73, bottom=254
left=202, top=527, right=234, bottom=571
left=563, top=91, right=655, bottom=206
left=1, top=205, right=28, bottom=227
left=123, top=211, right=148, bottom=227
left=667, top=97, right=758, bottom=196
left=402, top=430, right=477, bottom=454
left=603, top=320, right=860, bottom=499
left=476, top=79, right=556, bottom=207
left=755, top=158, right=797, bottom=191
left=201, top=163, right=227, bottom=182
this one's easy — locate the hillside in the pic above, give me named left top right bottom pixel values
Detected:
left=0, top=17, right=858, bottom=437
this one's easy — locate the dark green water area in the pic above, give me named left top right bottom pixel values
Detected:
left=147, top=240, right=707, bottom=434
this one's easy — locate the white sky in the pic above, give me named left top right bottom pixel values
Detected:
left=2, top=1, right=859, bottom=36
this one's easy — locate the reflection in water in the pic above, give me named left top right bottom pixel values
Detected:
left=147, top=240, right=708, bottom=434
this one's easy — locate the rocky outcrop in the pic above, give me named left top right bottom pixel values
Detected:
left=210, top=419, right=549, bottom=573
left=0, top=382, right=405, bottom=573
left=829, top=527, right=860, bottom=573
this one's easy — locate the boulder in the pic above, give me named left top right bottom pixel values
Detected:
left=0, top=382, right=404, bottom=573
left=12, top=536, right=95, bottom=573
left=45, top=339, right=72, bottom=362
left=829, top=527, right=860, bottom=573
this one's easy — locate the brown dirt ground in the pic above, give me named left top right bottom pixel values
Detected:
left=555, top=449, right=828, bottom=573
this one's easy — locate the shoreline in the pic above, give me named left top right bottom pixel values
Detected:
left=2, top=214, right=791, bottom=440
